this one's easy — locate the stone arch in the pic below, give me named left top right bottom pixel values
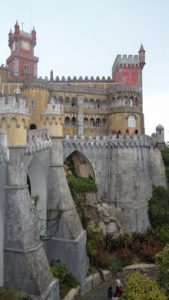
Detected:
left=84, top=117, right=89, bottom=127
left=89, top=99, right=95, bottom=108
left=96, top=99, right=100, bottom=108
left=64, top=150, right=95, bottom=180
left=65, top=117, right=70, bottom=127
left=90, top=117, right=95, bottom=127
left=96, top=118, right=101, bottom=127
left=83, top=97, right=88, bottom=108
left=27, top=157, right=47, bottom=237
left=71, top=117, right=76, bottom=127
left=65, top=96, right=70, bottom=106
left=71, top=97, right=77, bottom=107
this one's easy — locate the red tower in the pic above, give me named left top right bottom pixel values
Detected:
left=112, top=45, right=146, bottom=88
left=6, top=21, right=39, bottom=80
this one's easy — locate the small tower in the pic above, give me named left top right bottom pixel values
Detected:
left=139, top=44, right=146, bottom=69
left=0, top=95, right=30, bottom=146
left=40, top=97, right=64, bottom=137
left=6, top=21, right=39, bottom=80
left=156, top=124, right=165, bottom=149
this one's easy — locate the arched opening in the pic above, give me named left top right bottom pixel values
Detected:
left=71, top=117, right=77, bottom=127
left=64, top=150, right=95, bottom=180
left=30, top=124, right=37, bottom=130
left=27, top=158, right=47, bottom=237
left=84, top=117, right=89, bottom=127
left=128, top=114, right=136, bottom=128
left=64, top=117, right=70, bottom=127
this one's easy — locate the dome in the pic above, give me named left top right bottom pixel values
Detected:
left=156, top=124, right=164, bottom=130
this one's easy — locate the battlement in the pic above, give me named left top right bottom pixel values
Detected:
left=0, top=95, right=29, bottom=115
left=49, top=75, right=112, bottom=82
left=63, top=134, right=152, bottom=148
left=112, top=54, right=139, bottom=71
left=26, top=130, right=51, bottom=154
left=41, top=97, right=64, bottom=116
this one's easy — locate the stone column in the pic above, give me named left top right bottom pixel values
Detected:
left=77, top=95, right=84, bottom=137
left=47, top=137, right=89, bottom=285
left=0, top=134, right=9, bottom=286
left=4, top=147, right=59, bottom=299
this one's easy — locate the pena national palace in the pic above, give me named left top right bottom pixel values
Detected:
left=0, top=21, right=167, bottom=299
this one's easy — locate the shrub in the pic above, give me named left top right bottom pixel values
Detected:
left=114, top=248, right=133, bottom=265
left=121, top=272, right=167, bottom=300
left=155, top=225, right=169, bottom=245
left=155, top=244, right=169, bottom=295
left=148, top=186, right=169, bottom=229
left=86, top=223, right=104, bottom=265
left=140, top=244, right=163, bottom=263
left=109, top=257, right=125, bottom=274
left=51, top=262, right=78, bottom=288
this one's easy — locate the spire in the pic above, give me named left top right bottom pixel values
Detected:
left=138, top=44, right=145, bottom=69
left=139, top=44, right=145, bottom=52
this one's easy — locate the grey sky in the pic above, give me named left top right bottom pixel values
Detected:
left=1, top=0, right=169, bottom=140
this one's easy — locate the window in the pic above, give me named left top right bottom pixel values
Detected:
left=31, top=100, right=36, bottom=108
left=128, top=115, right=136, bottom=128
left=24, top=64, right=30, bottom=73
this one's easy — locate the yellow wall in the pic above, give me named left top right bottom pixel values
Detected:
left=22, top=88, right=49, bottom=128
left=0, top=115, right=29, bottom=146
left=107, top=113, right=141, bottom=135
left=41, top=116, right=64, bottom=137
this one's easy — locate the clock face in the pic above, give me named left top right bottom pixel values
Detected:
left=21, top=41, right=30, bottom=50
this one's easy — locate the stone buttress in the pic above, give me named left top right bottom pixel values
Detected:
left=0, top=95, right=59, bottom=299
left=41, top=98, right=89, bottom=285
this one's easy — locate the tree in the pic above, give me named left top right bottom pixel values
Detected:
left=121, top=272, right=167, bottom=300
left=155, top=245, right=169, bottom=296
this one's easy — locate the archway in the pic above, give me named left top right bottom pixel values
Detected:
left=27, top=157, right=47, bottom=237
left=64, top=150, right=95, bottom=180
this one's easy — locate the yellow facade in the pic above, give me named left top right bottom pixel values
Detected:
left=0, top=115, right=29, bottom=146
left=22, top=88, right=50, bottom=128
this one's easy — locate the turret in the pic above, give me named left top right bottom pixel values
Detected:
left=139, top=44, right=145, bottom=69
left=40, top=97, right=64, bottom=137
left=0, top=95, right=30, bottom=146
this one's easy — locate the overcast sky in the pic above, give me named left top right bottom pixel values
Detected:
left=1, top=0, right=169, bottom=140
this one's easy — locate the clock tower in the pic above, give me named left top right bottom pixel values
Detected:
left=6, top=21, right=39, bottom=80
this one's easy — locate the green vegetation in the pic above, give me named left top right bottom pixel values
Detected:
left=51, top=262, right=78, bottom=299
left=0, top=287, right=29, bottom=300
left=148, top=186, right=169, bottom=246
left=121, top=272, right=167, bottom=300
left=161, top=147, right=169, bottom=183
left=155, top=245, right=169, bottom=296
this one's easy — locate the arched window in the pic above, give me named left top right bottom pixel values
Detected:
left=24, top=64, right=30, bottom=72
left=128, top=115, right=136, bottom=128
left=65, top=117, right=70, bottom=126
left=84, top=118, right=88, bottom=127
left=71, top=117, right=76, bottom=127
left=65, top=96, right=70, bottom=106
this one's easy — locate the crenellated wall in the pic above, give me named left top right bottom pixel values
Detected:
left=63, top=134, right=166, bottom=232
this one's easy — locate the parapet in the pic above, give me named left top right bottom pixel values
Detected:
left=0, top=95, right=29, bottom=115
left=26, top=130, right=51, bottom=154
left=50, top=75, right=112, bottom=83
left=41, top=97, right=64, bottom=116
left=63, top=134, right=152, bottom=148
left=112, top=54, right=139, bottom=73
